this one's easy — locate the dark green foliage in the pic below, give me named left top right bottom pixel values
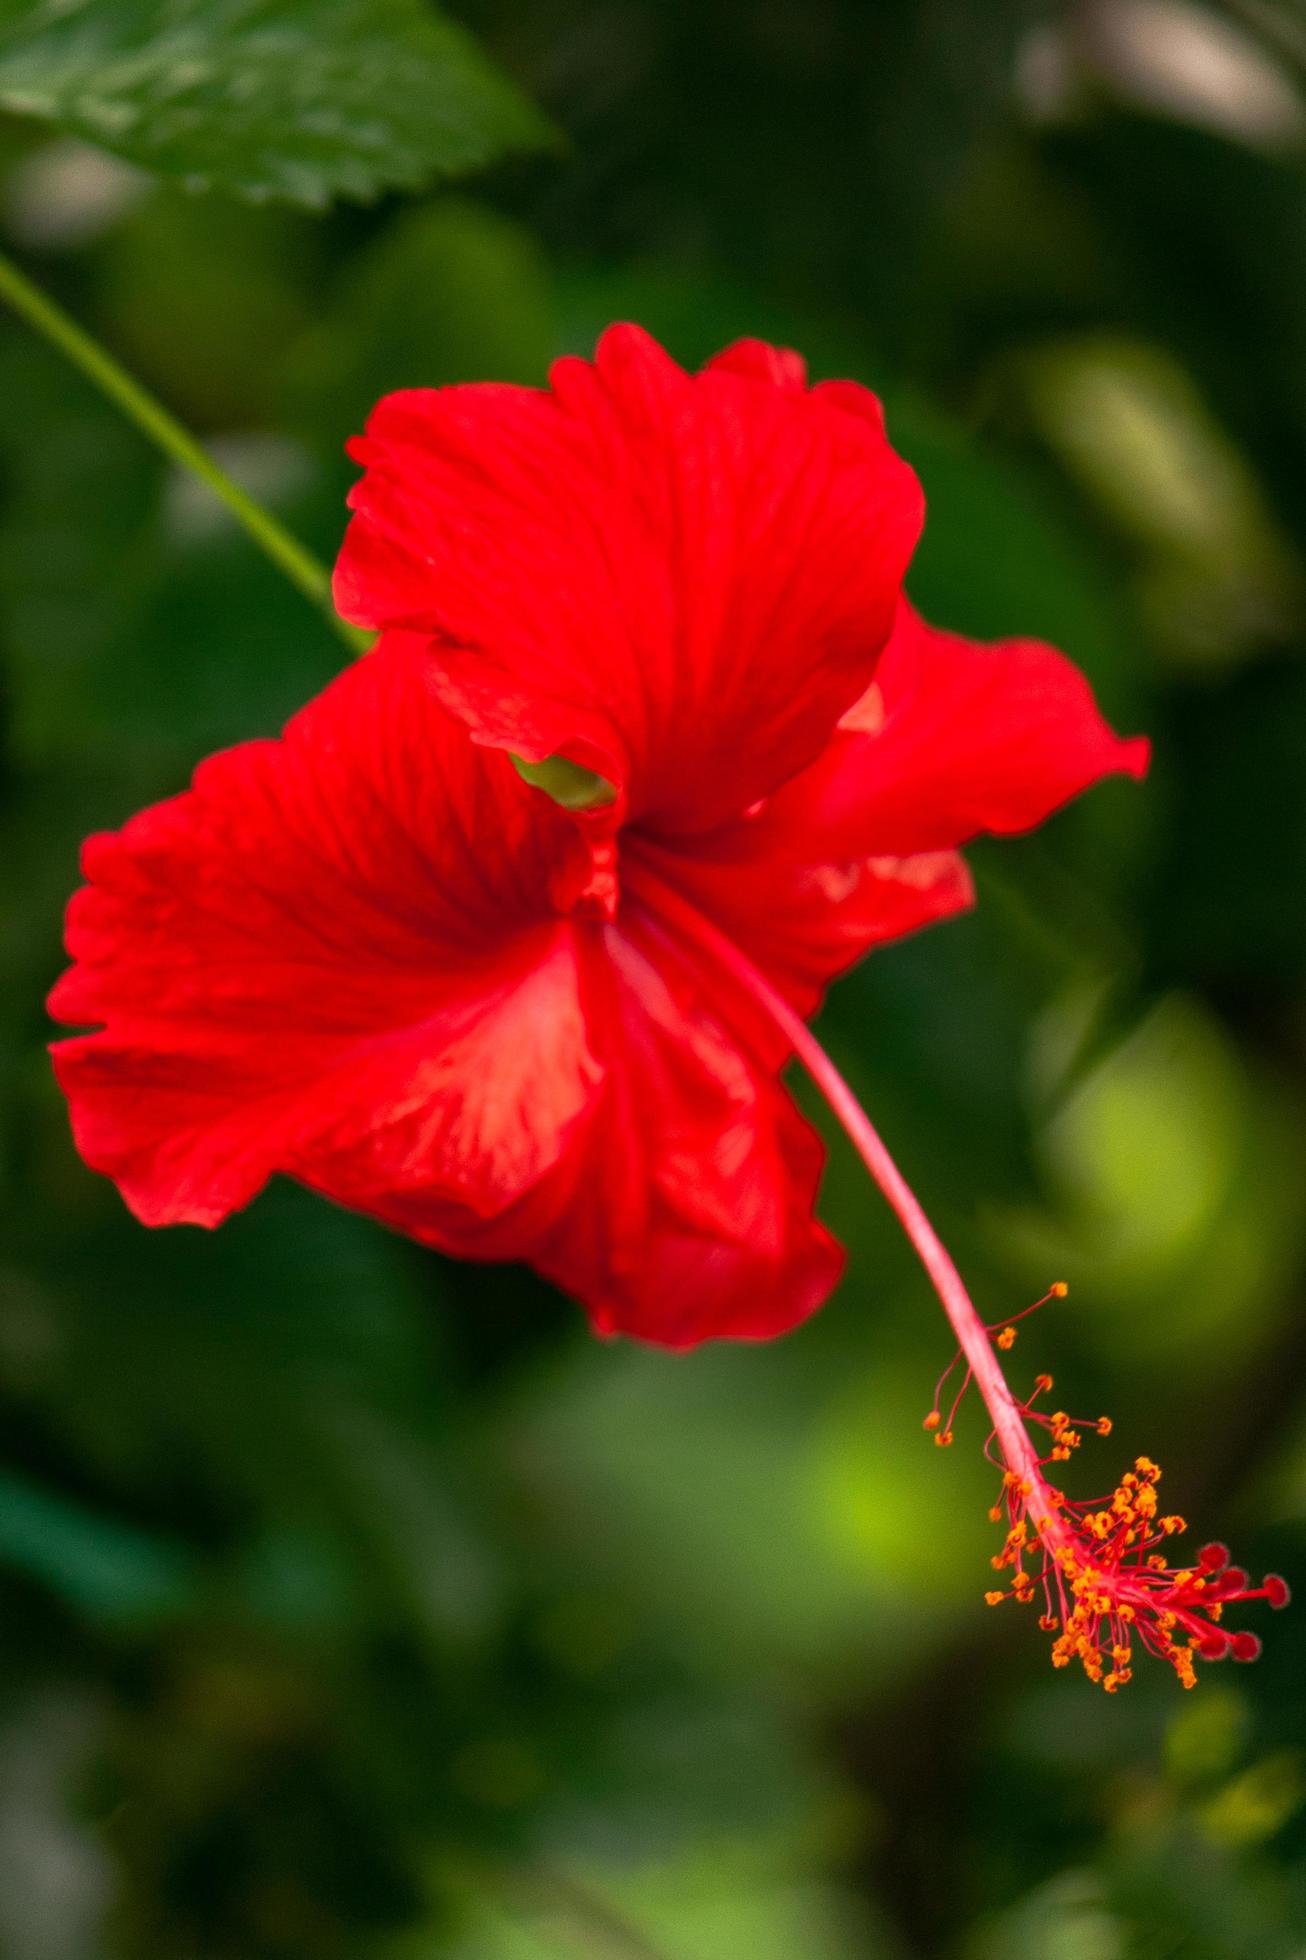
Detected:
left=0, top=0, right=552, bottom=205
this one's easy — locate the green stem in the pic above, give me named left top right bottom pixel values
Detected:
left=0, top=246, right=367, bottom=657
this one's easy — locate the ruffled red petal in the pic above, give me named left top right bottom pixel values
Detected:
left=604, top=599, right=1143, bottom=1030
left=334, top=324, right=922, bottom=833
left=49, top=638, right=602, bottom=1229
left=789, top=600, right=1150, bottom=858
left=631, top=829, right=973, bottom=1026
left=703, top=337, right=809, bottom=389
left=352, top=911, right=844, bottom=1347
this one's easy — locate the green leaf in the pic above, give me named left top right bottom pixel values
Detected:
left=0, top=1469, right=196, bottom=1623
left=0, top=0, right=554, bottom=207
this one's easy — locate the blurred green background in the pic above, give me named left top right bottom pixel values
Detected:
left=3, top=2, right=1306, bottom=1955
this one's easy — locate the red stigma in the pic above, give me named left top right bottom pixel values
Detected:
left=948, top=1287, right=1288, bottom=1692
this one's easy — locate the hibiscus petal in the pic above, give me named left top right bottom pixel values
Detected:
left=630, top=830, right=973, bottom=1027
left=703, top=337, right=808, bottom=389
left=610, top=597, right=1144, bottom=1031
left=792, top=601, right=1150, bottom=857
left=50, top=638, right=602, bottom=1229
left=356, top=914, right=844, bottom=1347
left=334, top=323, right=923, bottom=832
left=572, top=919, right=843, bottom=1343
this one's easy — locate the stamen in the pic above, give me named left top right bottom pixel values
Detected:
left=622, top=861, right=1287, bottom=1691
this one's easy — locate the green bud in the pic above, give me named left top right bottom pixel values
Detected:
left=511, top=753, right=616, bottom=812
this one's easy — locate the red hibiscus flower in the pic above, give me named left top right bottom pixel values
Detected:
left=50, top=325, right=1146, bottom=1349
left=53, top=325, right=1291, bottom=1690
